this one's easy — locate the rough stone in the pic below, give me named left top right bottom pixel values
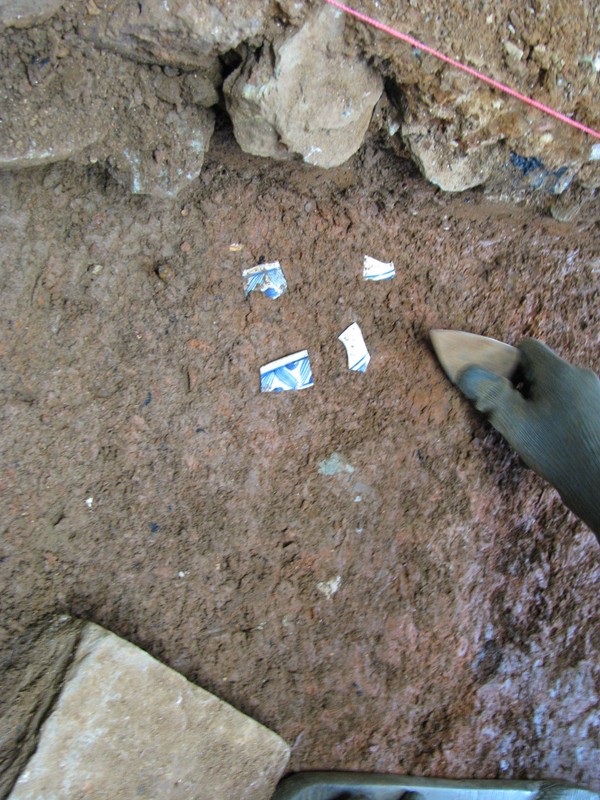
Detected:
left=79, top=0, right=272, bottom=69
left=577, top=160, right=600, bottom=189
left=394, top=69, right=589, bottom=193
left=224, top=4, right=383, bottom=168
left=0, top=43, right=107, bottom=169
left=0, top=29, right=216, bottom=197
left=7, top=621, right=290, bottom=800
left=0, top=0, right=63, bottom=30
left=184, top=68, right=221, bottom=109
left=0, top=616, right=83, bottom=799
left=402, top=113, right=499, bottom=192
left=351, top=5, right=598, bottom=194
left=99, top=103, right=215, bottom=198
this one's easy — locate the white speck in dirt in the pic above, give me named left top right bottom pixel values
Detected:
left=316, top=576, right=341, bottom=599
left=304, top=145, right=322, bottom=161
left=292, top=731, right=304, bottom=750
left=123, top=148, right=142, bottom=193
left=318, top=452, right=355, bottom=475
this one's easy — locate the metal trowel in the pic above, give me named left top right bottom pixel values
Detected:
left=272, top=772, right=598, bottom=800
left=430, top=329, right=520, bottom=385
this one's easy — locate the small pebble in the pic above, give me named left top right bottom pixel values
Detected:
left=550, top=200, right=580, bottom=223
left=181, top=241, right=191, bottom=253
left=156, top=263, right=176, bottom=283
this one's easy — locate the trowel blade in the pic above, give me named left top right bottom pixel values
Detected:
left=430, top=329, right=520, bottom=385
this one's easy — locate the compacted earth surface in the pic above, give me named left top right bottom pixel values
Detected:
left=1, top=123, right=599, bottom=788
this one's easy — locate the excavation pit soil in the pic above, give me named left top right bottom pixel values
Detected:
left=1, top=127, right=599, bottom=788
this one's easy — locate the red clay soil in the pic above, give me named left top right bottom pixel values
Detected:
left=1, top=126, right=599, bottom=787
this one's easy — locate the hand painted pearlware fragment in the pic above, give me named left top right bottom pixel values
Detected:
left=339, top=322, right=370, bottom=372
left=260, top=350, right=314, bottom=392
left=363, top=255, right=395, bottom=281
left=243, top=261, right=287, bottom=299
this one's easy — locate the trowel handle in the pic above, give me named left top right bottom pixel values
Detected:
left=271, top=772, right=599, bottom=800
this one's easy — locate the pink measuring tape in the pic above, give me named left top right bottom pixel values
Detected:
left=323, top=0, right=600, bottom=142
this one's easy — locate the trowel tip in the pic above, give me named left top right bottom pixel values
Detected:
left=430, top=329, right=520, bottom=385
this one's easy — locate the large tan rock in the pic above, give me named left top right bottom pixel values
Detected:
left=0, top=616, right=84, bottom=799
left=100, top=102, right=215, bottom=198
left=224, top=4, right=383, bottom=168
left=0, top=36, right=216, bottom=198
left=6, top=621, right=290, bottom=800
left=79, top=0, right=273, bottom=69
left=401, top=102, right=500, bottom=192
left=0, top=0, right=63, bottom=30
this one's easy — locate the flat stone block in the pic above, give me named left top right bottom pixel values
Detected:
left=8, top=621, right=290, bottom=800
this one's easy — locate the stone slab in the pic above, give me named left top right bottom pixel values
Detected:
left=0, top=0, right=63, bottom=30
left=7, top=621, right=290, bottom=800
left=0, top=616, right=84, bottom=799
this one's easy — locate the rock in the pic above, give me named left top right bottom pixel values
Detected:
left=394, top=68, right=589, bottom=193
left=341, top=5, right=598, bottom=194
left=80, top=0, right=271, bottom=69
left=1, top=0, right=597, bottom=196
left=184, top=68, right=221, bottom=108
left=224, top=4, right=383, bottom=168
left=405, top=134, right=498, bottom=192
left=576, top=146, right=600, bottom=188
left=577, top=161, right=600, bottom=189
left=503, top=40, right=524, bottom=62
left=0, top=616, right=84, bottom=799
left=0, top=45, right=107, bottom=169
left=401, top=103, right=499, bottom=192
left=549, top=196, right=581, bottom=222
left=0, top=32, right=215, bottom=197
left=100, top=103, right=215, bottom=198
left=7, top=619, right=290, bottom=800
left=0, top=0, right=63, bottom=29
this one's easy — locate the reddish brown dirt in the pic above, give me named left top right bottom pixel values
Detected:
left=1, top=126, right=599, bottom=788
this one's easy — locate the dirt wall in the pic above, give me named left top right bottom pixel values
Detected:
left=1, top=0, right=599, bottom=195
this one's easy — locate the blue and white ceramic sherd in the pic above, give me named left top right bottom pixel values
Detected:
left=363, top=255, right=396, bottom=281
left=260, top=350, right=314, bottom=392
left=338, top=322, right=370, bottom=373
left=243, top=261, right=288, bottom=299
